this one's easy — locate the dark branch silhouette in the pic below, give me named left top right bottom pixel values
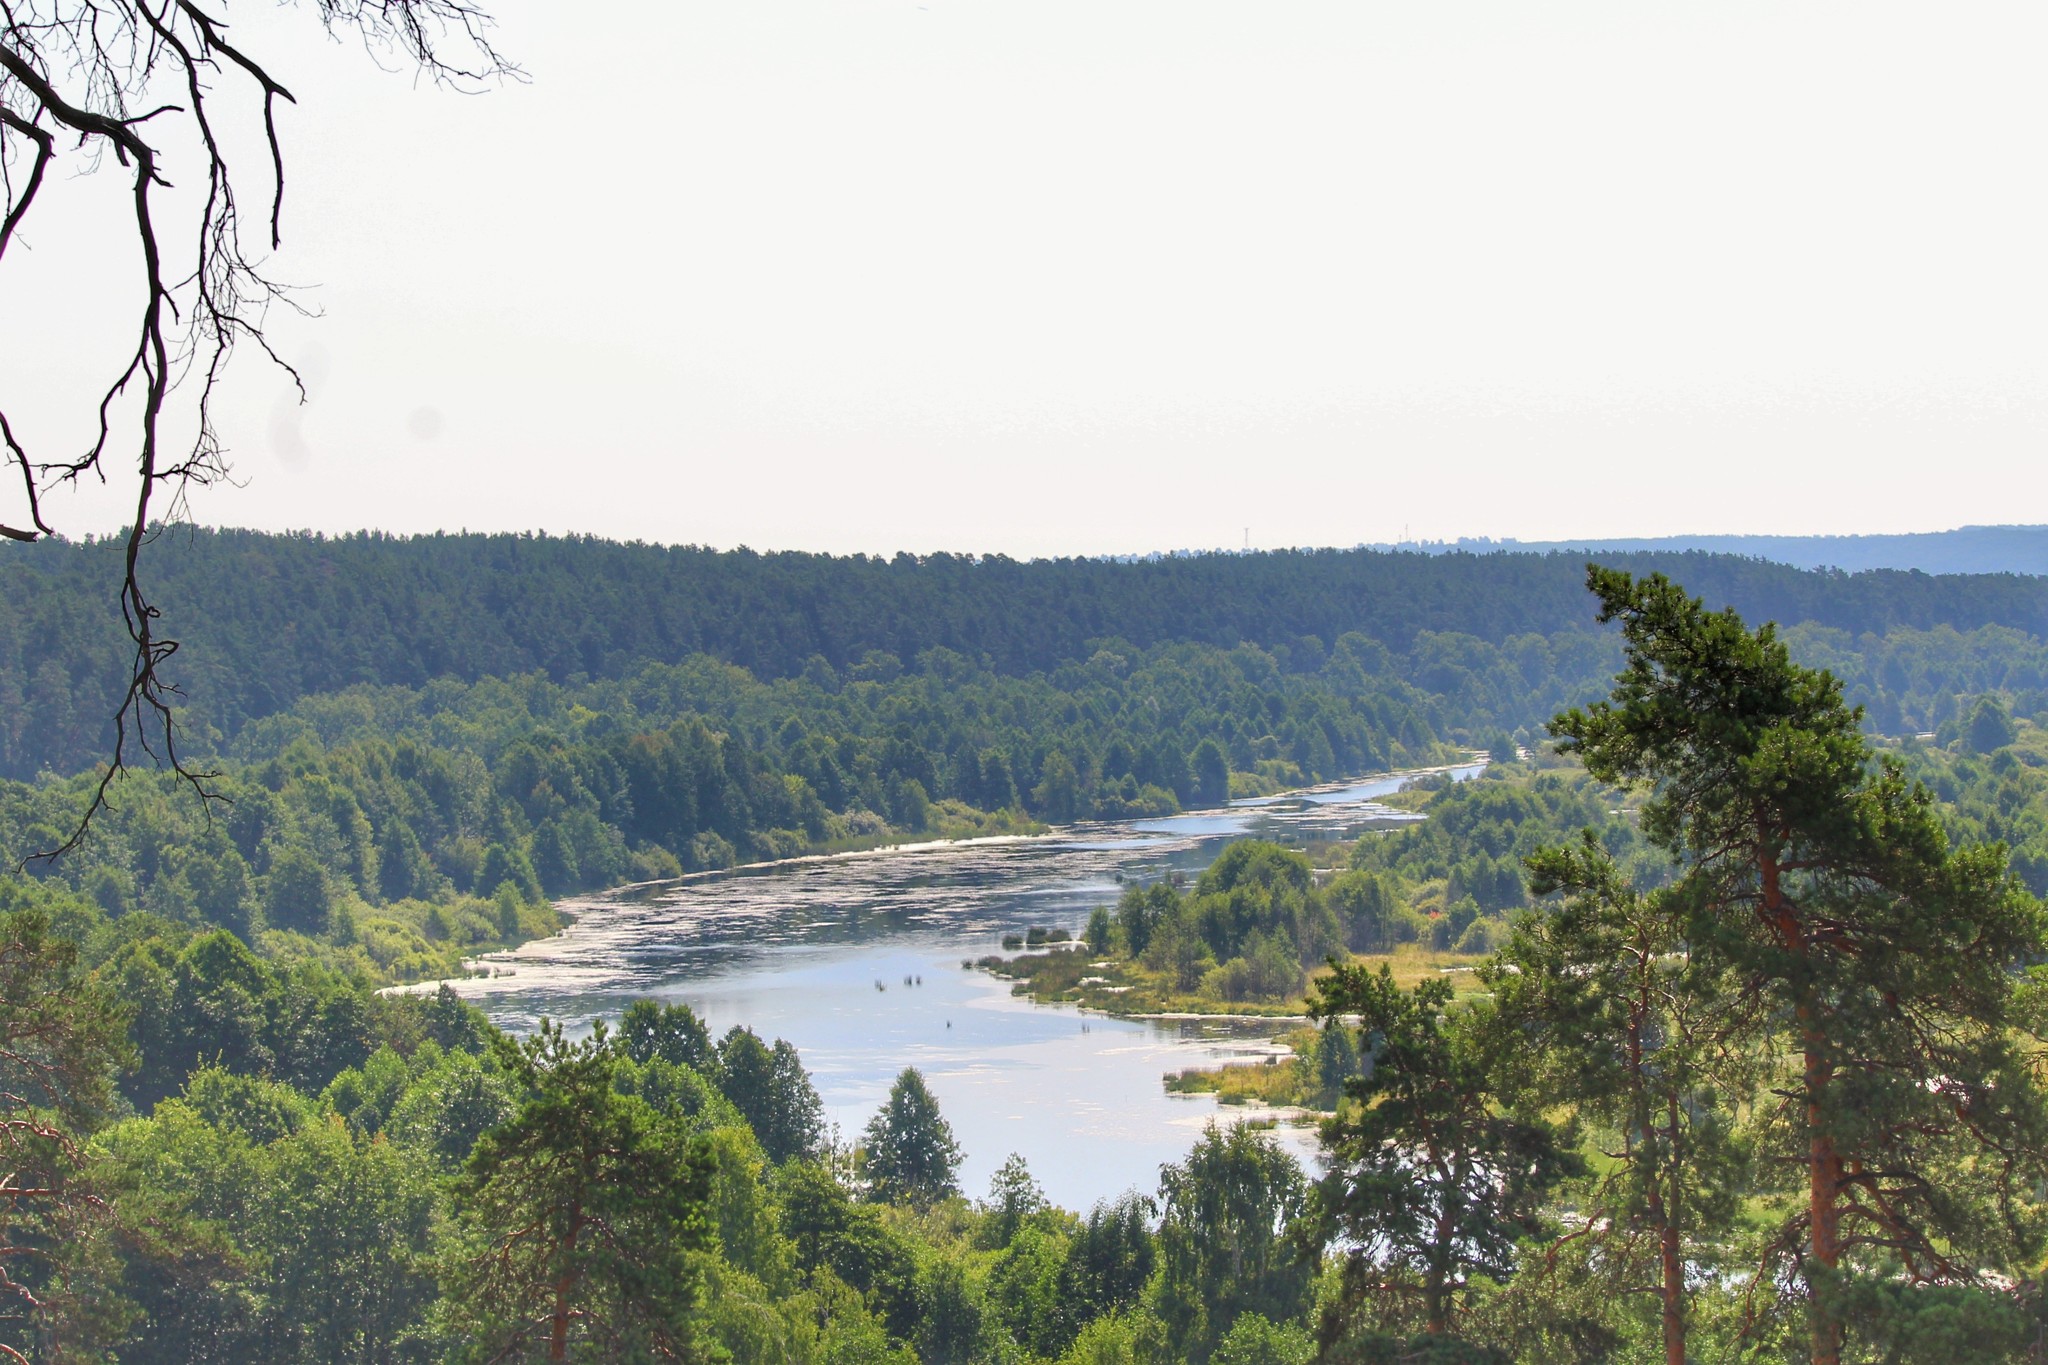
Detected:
left=0, top=0, right=516, bottom=859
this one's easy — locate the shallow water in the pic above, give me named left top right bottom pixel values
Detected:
left=435, top=763, right=1479, bottom=1211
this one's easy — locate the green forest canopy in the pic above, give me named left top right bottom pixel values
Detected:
left=11, top=609, right=2048, bottom=1359
left=7, top=561, right=2048, bottom=1360
left=9, top=528, right=2048, bottom=777
left=10, top=535, right=2048, bottom=992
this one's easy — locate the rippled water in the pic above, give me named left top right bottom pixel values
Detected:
left=434, top=764, right=1480, bottom=1210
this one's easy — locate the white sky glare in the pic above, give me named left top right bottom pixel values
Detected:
left=4, top=1, right=2043, bottom=556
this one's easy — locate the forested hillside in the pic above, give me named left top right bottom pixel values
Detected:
left=9, top=528, right=2048, bottom=777
left=11, top=531, right=2048, bottom=997
left=0, top=642, right=1450, bottom=982
left=14, top=568, right=2048, bottom=1362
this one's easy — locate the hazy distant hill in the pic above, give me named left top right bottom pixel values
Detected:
left=1381, top=525, right=2048, bottom=577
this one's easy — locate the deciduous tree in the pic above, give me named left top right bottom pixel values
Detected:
left=716, top=1027, right=824, bottom=1165
left=1307, top=967, right=1577, bottom=1350
left=1155, top=1122, right=1312, bottom=1363
left=858, top=1068, right=961, bottom=1208
left=618, top=999, right=714, bottom=1074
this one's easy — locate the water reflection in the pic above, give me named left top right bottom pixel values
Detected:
left=435, top=763, right=1479, bottom=1210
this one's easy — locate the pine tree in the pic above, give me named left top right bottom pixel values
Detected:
left=1554, top=567, right=2048, bottom=1365
left=446, top=1020, right=715, bottom=1362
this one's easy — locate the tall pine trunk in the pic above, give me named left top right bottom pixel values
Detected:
left=1425, top=1195, right=1455, bottom=1335
left=1627, top=957, right=1689, bottom=1365
left=1762, top=843, right=1842, bottom=1365
left=1660, top=1216, right=1685, bottom=1365
left=1802, top=1025, right=1843, bottom=1365
left=550, top=1205, right=584, bottom=1363
left=1639, top=1160, right=1687, bottom=1365
left=1652, top=1092, right=1687, bottom=1365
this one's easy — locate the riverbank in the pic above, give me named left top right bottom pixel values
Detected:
left=408, top=757, right=1485, bottom=1206
left=979, top=939, right=1492, bottom=1019
left=1154, top=949, right=1498, bottom=1109
left=383, top=806, right=1049, bottom=990
left=967, top=757, right=1492, bottom=1019
left=420, top=758, right=1480, bottom=991
left=602, top=754, right=1484, bottom=898
left=1165, top=1026, right=1319, bottom=1106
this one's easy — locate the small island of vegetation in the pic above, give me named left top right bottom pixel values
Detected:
left=981, top=751, right=1639, bottom=1018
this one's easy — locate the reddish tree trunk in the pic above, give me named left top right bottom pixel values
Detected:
left=1761, top=843, right=1842, bottom=1365
left=1803, top=1027, right=1844, bottom=1365
left=550, top=1207, right=584, bottom=1363
left=1660, top=1215, right=1686, bottom=1365
left=1426, top=1221, right=1452, bottom=1334
left=1652, top=1090, right=1687, bottom=1365
left=550, top=1272, right=573, bottom=1363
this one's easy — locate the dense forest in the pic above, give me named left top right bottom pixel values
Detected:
left=15, top=611, right=2048, bottom=992
left=12, top=567, right=2048, bottom=1362
left=10, top=532, right=2048, bottom=997
left=0, top=641, right=1446, bottom=982
left=12, top=536, right=2048, bottom=1361
left=10, top=528, right=2048, bottom=777
left=8, top=864, right=1330, bottom=1363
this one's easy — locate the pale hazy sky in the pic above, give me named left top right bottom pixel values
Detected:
left=4, top=1, right=2043, bottom=556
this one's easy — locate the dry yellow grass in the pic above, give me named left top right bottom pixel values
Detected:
left=1310, top=944, right=1493, bottom=998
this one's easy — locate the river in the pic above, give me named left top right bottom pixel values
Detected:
left=432, top=763, right=1481, bottom=1212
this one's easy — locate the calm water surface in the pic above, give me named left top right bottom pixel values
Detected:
left=436, top=764, right=1480, bottom=1211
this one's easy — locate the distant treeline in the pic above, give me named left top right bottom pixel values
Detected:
left=10, top=527, right=2048, bottom=777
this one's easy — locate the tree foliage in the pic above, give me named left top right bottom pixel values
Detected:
left=1155, top=1123, right=1313, bottom=1363
left=1553, top=567, right=2048, bottom=1364
left=0, top=904, right=132, bottom=1357
left=445, top=1020, right=716, bottom=1363
left=5, top=557, right=2048, bottom=1360
left=1487, top=833, right=1748, bottom=1365
left=1308, top=968, right=1578, bottom=1349
left=859, top=1068, right=962, bottom=1208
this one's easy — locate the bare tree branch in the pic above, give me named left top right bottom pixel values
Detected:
left=0, top=0, right=518, bottom=859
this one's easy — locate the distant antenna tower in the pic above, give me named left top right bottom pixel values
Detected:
left=1243, top=527, right=1249, bottom=552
